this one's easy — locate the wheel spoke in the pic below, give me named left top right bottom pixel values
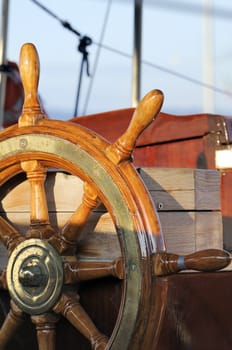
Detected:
left=64, top=257, right=124, bottom=284
left=0, top=301, right=26, bottom=349
left=105, top=89, right=164, bottom=164
left=20, top=160, right=55, bottom=239
left=31, top=313, right=59, bottom=350
left=62, top=182, right=100, bottom=240
left=53, top=292, right=108, bottom=350
left=0, top=216, right=24, bottom=254
left=50, top=182, right=100, bottom=254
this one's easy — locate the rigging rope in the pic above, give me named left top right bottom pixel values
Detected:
left=30, top=0, right=81, bottom=36
left=82, top=0, right=113, bottom=115
left=93, top=42, right=232, bottom=98
left=29, top=0, right=232, bottom=111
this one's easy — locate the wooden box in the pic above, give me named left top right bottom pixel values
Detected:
left=0, top=167, right=222, bottom=267
left=139, top=167, right=222, bottom=255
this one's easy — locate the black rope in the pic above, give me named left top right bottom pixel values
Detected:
left=30, top=0, right=81, bottom=36
left=73, top=36, right=92, bottom=116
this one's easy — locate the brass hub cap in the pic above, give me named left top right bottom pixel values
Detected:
left=6, top=238, right=63, bottom=315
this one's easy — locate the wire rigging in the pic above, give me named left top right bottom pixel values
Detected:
left=30, top=0, right=81, bottom=36
left=29, top=0, right=232, bottom=111
left=93, top=42, right=232, bottom=98
left=82, top=0, right=113, bottom=115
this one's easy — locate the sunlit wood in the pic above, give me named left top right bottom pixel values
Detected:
left=18, top=42, right=47, bottom=126
left=62, top=182, right=100, bottom=241
left=20, top=160, right=55, bottom=239
left=105, top=89, right=163, bottom=164
left=18, top=43, right=53, bottom=239
left=50, top=182, right=100, bottom=254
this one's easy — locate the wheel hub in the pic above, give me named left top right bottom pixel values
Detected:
left=6, top=238, right=63, bottom=315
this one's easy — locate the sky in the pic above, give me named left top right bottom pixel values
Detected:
left=5, top=0, right=232, bottom=120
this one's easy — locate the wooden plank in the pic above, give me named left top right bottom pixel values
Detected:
left=159, top=211, right=223, bottom=255
left=195, top=212, right=223, bottom=251
left=1, top=172, right=84, bottom=212
left=2, top=211, right=120, bottom=261
left=150, top=190, right=195, bottom=211
left=0, top=168, right=223, bottom=260
left=2, top=169, right=220, bottom=212
left=159, top=212, right=196, bottom=255
left=3, top=211, right=116, bottom=235
left=194, top=169, right=221, bottom=210
left=140, top=167, right=197, bottom=191
left=2, top=209, right=222, bottom=258
left=139, top=167, right=220, bottom=210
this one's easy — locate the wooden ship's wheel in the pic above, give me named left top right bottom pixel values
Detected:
left=0, top=43, right=230, bottom=350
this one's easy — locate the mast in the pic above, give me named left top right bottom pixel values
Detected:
left=0, top=0, right=9, bottom=128
left=132, top=0, right=143, bottom=107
